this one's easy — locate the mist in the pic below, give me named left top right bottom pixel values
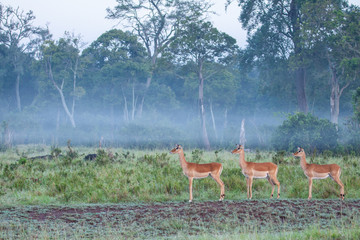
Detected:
left=0, top=1, right=359, bottom=152
left=0, top=90, right=352, bottom=150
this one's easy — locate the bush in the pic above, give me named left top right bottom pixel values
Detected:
left=339, top=89, right=360, bottom=154
left=51, top=147, right=62, bottom=158
left=272, top=150, right=286, bottom=164
left=191, top=149, right=203, bottom=163
left=352, top=87, right=360, bottom=124
left=272, top=113, right=338, bottom=152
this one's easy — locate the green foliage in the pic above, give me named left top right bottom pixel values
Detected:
left=255, top=149, right=262, bottom=160
left=339, top=89, right=360, bottom=153
left=0, top=146, right=358, bottom=206
left=95, top=149, right=111, bottom=165
left=352, top=87, right=360, bottom=124
left=191, top=149, right=204, bottom=163
left=322, top=150, right=333, bottom=160
left=138, top=153, right=170, bottom=168
left=50, top=146, right=62, bottom=158
left=272, top=150, right=286, bottom=165
left=18, top=157, right=27, bottom=165
left=272, top=113, right=338, bottom=152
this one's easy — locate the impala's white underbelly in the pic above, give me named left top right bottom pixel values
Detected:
left=242, top=170, right=268, bottom=179
left=311, top=175, right=329, bottom=179
left=306, top=173, right=330, bottom=179
left=184, top=171, right=210, bottom=179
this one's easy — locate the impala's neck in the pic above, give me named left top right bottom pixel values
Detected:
left=239, top=151, right=247, bottom=169
left=300, top=154, right=308, bottom=170
left=177, top=150, right=188, bottom=169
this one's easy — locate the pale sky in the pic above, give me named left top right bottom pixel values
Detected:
left=1, top=0, right=359, bottom=49
left=1, top=0, right=247, bottom=47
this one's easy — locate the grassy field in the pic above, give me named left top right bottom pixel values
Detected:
left=0, top=145, right=360, bottom=239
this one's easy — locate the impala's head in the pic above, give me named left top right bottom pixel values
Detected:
left=293, top=147, right=305, bottom=157
left=231, top=144, right=244, bottom=154
left=170, top=144, right=183, bottom=154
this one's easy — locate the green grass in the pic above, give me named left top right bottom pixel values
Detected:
left=0, top=145, right=359, bottom=205
left=1, top=145, right=360, bottom=238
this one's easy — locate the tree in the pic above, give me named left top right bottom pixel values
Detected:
left=106, top=0, right=212, bottom=117
left=227, top=0, right=327, bottom=113
left=0, top=5, right=47, bottom=111
left=272, top=112, right=338, bottom=152
left=302, top=2, right=360, bottom=125
left=352, top=87, right=360, bottom=125
left=169, top=21, right=238, bottom=149
left=40, top=33, right=85, bottom=128
left=81, top=29, right=149, bottom=122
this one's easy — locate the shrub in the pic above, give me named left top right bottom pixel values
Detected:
left=352, top=87, right=360, bottom=124
left=272, top=112, right=338, bottom=152
left=95, top=149, right=112, bottom=165
left=18, top=157, right=27, bottom=165
left=191, top=149, right=203, bottom=163
left=51, top=146, right=62, bottom=158
left=272, top=150, right=286, bottom=164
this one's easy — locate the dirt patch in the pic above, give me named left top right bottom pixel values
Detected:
left=1, top=199, right=360, bottom=238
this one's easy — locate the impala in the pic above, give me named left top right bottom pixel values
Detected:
left=293, top=147, right=345, bottom=200
left=231, top=144, right=280, bottom=199
left=170, top=144, right=225, bottom=202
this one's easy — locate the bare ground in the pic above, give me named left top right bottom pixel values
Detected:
left=1, top=199, right=360, bottom=238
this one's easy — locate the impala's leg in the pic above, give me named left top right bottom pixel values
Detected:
left=212, top=174, right=225, bottom=201
left=308, top=178, right=313, bottom=200
left=267, top=176, right=275, bottom=199
left=249, top=177, right=253, bottom=199
left=271, top=176, right=281, bottom=199
left=189, top=177, right=193, bottom=202
left=332, top=174, right=345, bottom=200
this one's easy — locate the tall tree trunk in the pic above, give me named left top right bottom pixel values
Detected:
left=221, top=108, right=228, bottom=143
left=13, top=53, right=22, bottom=112
left=131, top=84, right=136, bottom=121
left=330, top=74, right=340, bottom=126
left=327, top=52, right=350, bottom=127
left=329, top=68, right=350, bottom=128
left=290, top=0, right=308, bottom=113
left=198, top=61, right=210, bottom=150
left=123, top=95, right=129, bottom=123
left=295, top=67, right=308, bottom=113
left=47, top=58, right=76, bottom=128
left=15, top=73, right=21, bottom=112
left=209, top=100, right=218, bottom=140
left=239, top=119, right=246, bottom=147
left=138, top=55, right=157, bottom=117
left=57, top=88, right=76, bottom=128
left=122, top=86, right=129, bottom=123
left=223, top=108, right=228, bottom=130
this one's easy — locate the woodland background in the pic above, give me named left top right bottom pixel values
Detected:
left=0, top=0, right=360, bottom=152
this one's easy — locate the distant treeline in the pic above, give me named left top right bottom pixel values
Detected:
left=0, top=1, right=359, bottom=151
